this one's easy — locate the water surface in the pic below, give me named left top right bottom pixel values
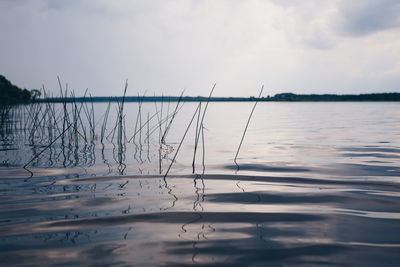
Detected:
left=1, top=102, right=399, bottom=266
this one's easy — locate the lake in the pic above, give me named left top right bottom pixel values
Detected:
left=1, top=101, right=400, bottom=266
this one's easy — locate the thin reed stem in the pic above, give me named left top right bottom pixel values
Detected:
left=234, top=85, right=264, bottom=169
left=192, top=84, right=216, bottom=173
left=161, top=90, right=185, bottom=143
left=23, top=123, right=73, bottom=171
left=163, top=103, right=201, bottom=180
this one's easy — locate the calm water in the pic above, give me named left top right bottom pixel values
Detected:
left=1, top=102, right=400, bottom=266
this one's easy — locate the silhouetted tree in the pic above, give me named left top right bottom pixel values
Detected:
left=0, top=75, right=32, bottom=105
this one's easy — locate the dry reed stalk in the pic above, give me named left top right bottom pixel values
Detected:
left=192, top=84, right=216, bottom=173
left=234, top=85, right=264, bottom=169
left=163, top=103, right=201, bottom=180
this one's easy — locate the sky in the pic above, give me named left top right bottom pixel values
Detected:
left=1, top=0, right=400, bottom=97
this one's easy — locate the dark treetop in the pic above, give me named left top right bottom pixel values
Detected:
left=0, top=75, right=39, bottom=105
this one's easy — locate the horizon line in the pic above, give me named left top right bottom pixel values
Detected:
left=34, top=92, right=400, bottom=102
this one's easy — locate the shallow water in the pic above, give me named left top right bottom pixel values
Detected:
left=1, top=102, right=400, bottom=266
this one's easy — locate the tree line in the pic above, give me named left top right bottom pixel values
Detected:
left=0, top=75, right=40, bottom=105
left=2, top=74, right=399, bottom=104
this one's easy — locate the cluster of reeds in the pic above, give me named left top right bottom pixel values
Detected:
left=1, top=80, right=264, bottom=178
left=5, top=79, right=203, bottom=177
left=19, top=79, right=100, bottom=171
left=0, top=105, right=17, bottom=139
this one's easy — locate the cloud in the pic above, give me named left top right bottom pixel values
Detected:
left=338, top=0, right=400, bottom=36
left=270, top=1, right=339, bottom=50
left=44, top=0, right=78, bottom=10
left=271, top=0, right=400, bottom=48
left=0, top=0, right=399, bottom=96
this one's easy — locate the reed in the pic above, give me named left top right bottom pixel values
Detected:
left=234, top=85, right=264, bottom=169
left=193, top=102, right=202, bottom=173
left=201, top=123, right=206, bottom=174
left=163, top=102, right=201, bottom=180
left=192, top=84, right=216, bottom=173
left=117, top=80, right=128, bottom=146
left=100, top=100, right=111, bottom=143
left=146, top=112, right=150, bottom=162
left=161, top=90, right=185, bottom=144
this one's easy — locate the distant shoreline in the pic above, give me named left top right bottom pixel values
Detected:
left=35, top=93, right=400, bottom=102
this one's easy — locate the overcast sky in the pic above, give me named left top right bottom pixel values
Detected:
left=1, top=0, right=399, bottom=97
